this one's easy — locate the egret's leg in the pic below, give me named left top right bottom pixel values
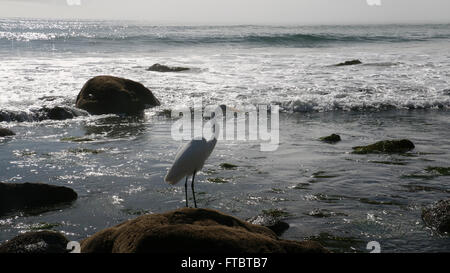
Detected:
left=191, top=171, right=197, bottom=208
left=185, top=176, right=189, bottom=207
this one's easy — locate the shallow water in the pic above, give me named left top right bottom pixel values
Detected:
left=1, top=110, right=449, bottom=252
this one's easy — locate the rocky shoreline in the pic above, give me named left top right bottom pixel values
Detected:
left=1, top=75, right=448, bottom=253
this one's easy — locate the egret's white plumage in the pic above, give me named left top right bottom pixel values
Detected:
left=164, top=137, right=217, bottom=185
left=164, top=106, right=223, bottom=208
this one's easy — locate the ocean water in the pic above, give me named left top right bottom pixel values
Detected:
left=0, top=19, right=449, bottom=252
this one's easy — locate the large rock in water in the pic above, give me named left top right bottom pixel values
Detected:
left=0, top=182, right=77, bottom=216
left=75, top=76, right=160, bottom=115
left=352, top=139, right=415, bottom=154
left=0, top=127, right=15, bottom=137
left=81, top=208, right=328, bottom=253
left=0, top=231, right=69, bottom=253
left=422, top=200, right=450, bottom=234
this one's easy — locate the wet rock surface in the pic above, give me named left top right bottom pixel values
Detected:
left=0, top=106, right=88, bottom=122
left=0, top=182, right=78, bottom=216
left=76, top=75, right=160, bottom=115
left=146, top=63, right=190, bottom=72
left=319, top=134, right=341, bottom=144
left=0, top=127, right=15, bottom=137
left=0, top=231, right=69, bottom=253
left=352, top=139, right=415, bottom=154
left=335, top=59, right=362, bottom=66
left=81, top=208, right=327, bottom=253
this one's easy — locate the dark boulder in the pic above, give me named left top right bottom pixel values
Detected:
left=81, top=208, right=327, bottom=253
left=75, top=76, right=160, bottom=115
left=0, top=127, right=15, bottom=137
left=40, top=106, right=88, bottom=121
left=0, top=231, right=69, bottom=253
left=422, top=200, right=450, bottom=234
left=352, top=139, right=415, bottom=154
left=0, top=182, right=77, bottom=216
left=147, top=63, right=190, bottom=73
left=335, top=59, right=362, bottom=66
left=319, top=134, right=341, bottom=144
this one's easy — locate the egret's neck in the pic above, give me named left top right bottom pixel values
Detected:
left=211, top=117, right=220, bottom=141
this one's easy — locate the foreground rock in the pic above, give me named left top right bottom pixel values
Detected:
left=76, top=76, right=160, bottom=115
left=0, top=231, right=69, bottom=253
left=352, top=139, right=415, bottom=154
left=0, top=127, right=15, bottom=137
left=0, top=182, right=77, bottom=216
left=146, top=63, right=190, bottom=72
left=335, top=59, right=362, bottom=66
left=422, top=200, right=450, bottom=234
left=81, top=208, right=327, bottom=253
left=319, top=134, right=341, bottom=144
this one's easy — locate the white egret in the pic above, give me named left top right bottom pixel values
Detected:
left=164, top=106, right=224, bottom=208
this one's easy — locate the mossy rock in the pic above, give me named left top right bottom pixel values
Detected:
left=319, top=134, right=341, bottom=144
left=352, top=139, right=415, bottom=154
left=0, top=231, right=69, bottom=253
left=207, top=177, right=229, bottom=184
left=68, top=148, right=104, bottom=154
left=425, top=167, right=450, bottom=176
left=262, top=208, right=292, bottom=219
left=81, top=208, right=327, bottom=253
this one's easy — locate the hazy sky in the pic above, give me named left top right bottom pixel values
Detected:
left=0, top=0, right=449, bottom=25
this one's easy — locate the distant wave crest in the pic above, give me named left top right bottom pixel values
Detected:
left=1, top=20, right=450, bottom=47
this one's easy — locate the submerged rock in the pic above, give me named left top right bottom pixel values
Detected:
left=0, top=231, right=69, bottom=253
left=81, top=208, right=326, bottom=253
left=335, top=59, right=362, bottom=66
left=220, top=163, right=239, bottom=170
left=40, top=106, right=88, bottom=121
left=352, top=139, right=415, bottom=154
left=0, top=127, right=15, bottom=137
left=422, top=199, right=450, bottom=234
left=247, top=209, right=292, bottom=237
left=248, top=216, right=290, bottom=237
left=319, top=134, right=341, bottom=144
left=425, top=167, right=450, bottom=176
left=0, top=106, right=87, bottom=123
left=76, top=75, right=160, bottom=115
left=0, top=182, right=78, bottom=216
left=146, top=63, right=190, bottom=72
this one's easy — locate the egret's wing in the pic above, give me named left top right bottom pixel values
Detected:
left=165, top=139, right=211, bottom=185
